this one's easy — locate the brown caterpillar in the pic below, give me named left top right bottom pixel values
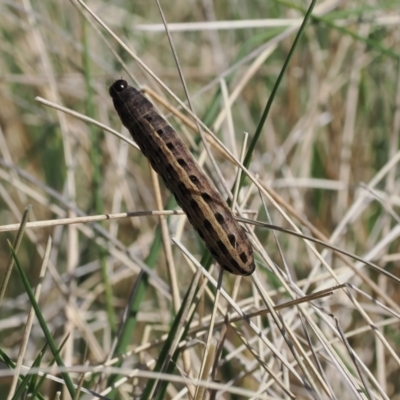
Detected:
left=109, top=79, right=255, bottom=275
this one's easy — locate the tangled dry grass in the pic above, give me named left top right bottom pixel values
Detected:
left=0, top=0, right=400, bottom=399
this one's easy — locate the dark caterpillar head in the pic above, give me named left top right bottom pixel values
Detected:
left=109, top=79, right=128, bottom=98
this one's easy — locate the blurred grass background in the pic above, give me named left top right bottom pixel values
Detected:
left=0, top=0, right=400, bottom=399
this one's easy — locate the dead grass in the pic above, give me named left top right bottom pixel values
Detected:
left=0, top=0, right=400, bottom=399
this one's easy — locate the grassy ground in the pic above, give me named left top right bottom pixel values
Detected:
left=0, top=0, right=400, bottom=399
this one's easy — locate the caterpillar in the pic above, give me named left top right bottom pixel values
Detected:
left=109, top=80, right=255, bottom=276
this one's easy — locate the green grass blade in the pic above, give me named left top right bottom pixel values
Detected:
left=141, top=269, right=202, bottom=399
left=12, top=345, right=47, bottom=400
left=243, top=0, right=317, bottom=172
left=8, top=242, right=77, bottom=399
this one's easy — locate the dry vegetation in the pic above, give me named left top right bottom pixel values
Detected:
left=0, top=0, right=400, bottom=399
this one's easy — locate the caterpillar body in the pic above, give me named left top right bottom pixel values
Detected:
left=109, top=80, right=255, bottom=276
